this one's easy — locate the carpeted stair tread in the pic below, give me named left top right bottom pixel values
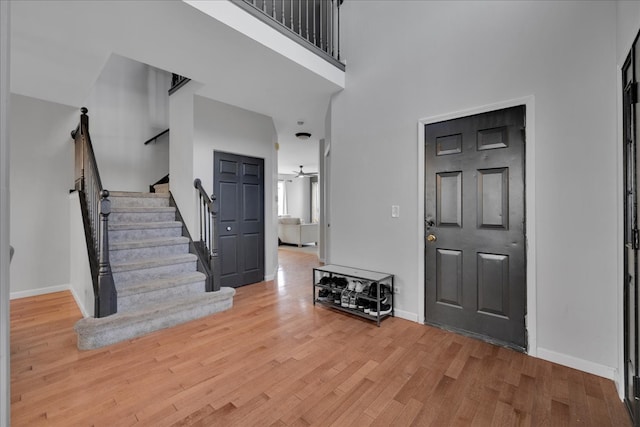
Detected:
left=109, top=221, right=181, bottom=231
left=110, top=191, right=170, bottom=199
left=110, top=236, right=189, bottom=251
left=111, top=253, right=197, bottom=273
left=108, top=221, right=183, bottom=244
left=110, top=206, right=176, bottom=223
left=110, top=192, right=170, bottom=209
left=111, top=206, right=175, bottom=213
left=117, top=271, right=206, bottom=297
left=74, top=287, right=236, bottom=350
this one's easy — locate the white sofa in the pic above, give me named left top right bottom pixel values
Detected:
left=278, top=217, right=318, bottom=247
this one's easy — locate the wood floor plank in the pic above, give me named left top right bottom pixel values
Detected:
left=369, top=399, right=405, bottom=426
left=10, top=248, right=632, bottom=426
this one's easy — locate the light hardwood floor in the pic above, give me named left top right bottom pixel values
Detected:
left=11, top=250, right=632, bottom=426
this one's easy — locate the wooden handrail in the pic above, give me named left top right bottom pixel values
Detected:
left=72, top=108, right=117, bottom=317
left=143, top=128, right=169, bottom=145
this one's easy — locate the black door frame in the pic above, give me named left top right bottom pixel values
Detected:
left=623, top=29, right=640, bottom=426
left=417, top=97, right=536, bottom=353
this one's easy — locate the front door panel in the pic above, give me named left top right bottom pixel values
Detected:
left=425, top=106, right=526, bottom=350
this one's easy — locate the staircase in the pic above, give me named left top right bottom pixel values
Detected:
left=74, top=191, right=234, bottom=350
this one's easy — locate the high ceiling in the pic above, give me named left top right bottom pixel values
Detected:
left=9, top=0, right=344, bottom=174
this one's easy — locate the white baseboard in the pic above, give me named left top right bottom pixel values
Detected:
left=537, top=347, right=616, bottom=381
left=10, top=284, right=70, bottom=300
left=394, top=308, right=419, bottom=322
left=68, top=286, right=90, bottom=318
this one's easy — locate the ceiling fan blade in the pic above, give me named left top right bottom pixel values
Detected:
left=291, top=166, right=317, bottom=177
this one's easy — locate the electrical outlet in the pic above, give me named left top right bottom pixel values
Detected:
left=391, top=205, right=400, bottom=218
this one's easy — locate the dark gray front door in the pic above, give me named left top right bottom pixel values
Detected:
left=623, top=31, right=640, bottom=426
left=424, top=106, right=526, bottom=350
left=214, top=151, right=265, bottom=288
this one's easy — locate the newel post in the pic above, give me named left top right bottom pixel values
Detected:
left=97, top=189, right=117, bottom=317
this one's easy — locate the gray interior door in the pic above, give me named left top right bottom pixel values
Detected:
left=623, top=32, right=640, bottom=426
left=424, top=106, right=526, bottom=350
left=214, top=151, right=265, bottom=288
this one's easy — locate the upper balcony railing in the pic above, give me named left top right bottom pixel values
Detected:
left=233, top=0, right=344, bottom=70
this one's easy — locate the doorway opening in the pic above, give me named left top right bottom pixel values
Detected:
left=277, top=175, right=320, bottom=259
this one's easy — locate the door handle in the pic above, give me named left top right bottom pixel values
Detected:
left=426, top=234, right=437, bottom=242
left=226, top=226, right=232, bottom=231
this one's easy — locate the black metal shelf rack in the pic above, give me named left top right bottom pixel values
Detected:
left=312, top=264, right=394, bottom=326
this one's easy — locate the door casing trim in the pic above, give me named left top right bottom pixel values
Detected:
left=618, top=59, right=629, bottom=401
left=617, top=60, right=625, bottom=401
left=416, top=95, right=537, bottom=356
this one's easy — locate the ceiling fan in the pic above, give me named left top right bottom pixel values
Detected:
left=294, top=165, right=318, bottom=178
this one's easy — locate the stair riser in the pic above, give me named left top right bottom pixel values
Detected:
left=110, top=243, right=189, bottom=264
left=109, top=227, right=183, bottom=243
left=113, top=261, right=197, bottom=284
left=111, top=211, right=176, bottom=223
left=110, top=197, right=169, bottom=209
left=118, top=281, right=205, bottom=312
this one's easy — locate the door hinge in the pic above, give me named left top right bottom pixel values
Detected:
left=634, top=229, right=640, bottom=249
left=634, top=375, right=640, bottom=399
left=631, top=82, right=638, bottom=105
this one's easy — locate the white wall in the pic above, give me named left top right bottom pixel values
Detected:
left=330, top=0, right=619, bottom=377
left=322, top=103, right=333, bottom=264
left=69, top=192, right=94, bottom=318
left=616, top=0, right=640, bottom=397
left=285, top=177, right=311, bottom=222
left=0, top=1, right=11, bottom=424
left=8, top=55, right=172, bottom=297
left=84, top=54, right=171, bottom=192
left=9, top=94, right=76, bottom=296
left=193, top=95, right=279, bottom=280
left=617, top=1, right=640, bottom=64
left=169, top=81, right=200, bottom=239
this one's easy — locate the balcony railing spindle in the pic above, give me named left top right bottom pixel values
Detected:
left=305, top=0, right=309, bottom=41
left=298, top=0, right=301, bottom=34
left=194, top=179, right=219, bottom=292
left=235, top=0, right=342, bottom=68
left=319, top=0, right=322, bottom=49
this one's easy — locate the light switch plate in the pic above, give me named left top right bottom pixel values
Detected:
left=391, top=205, right=400, bottom=218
